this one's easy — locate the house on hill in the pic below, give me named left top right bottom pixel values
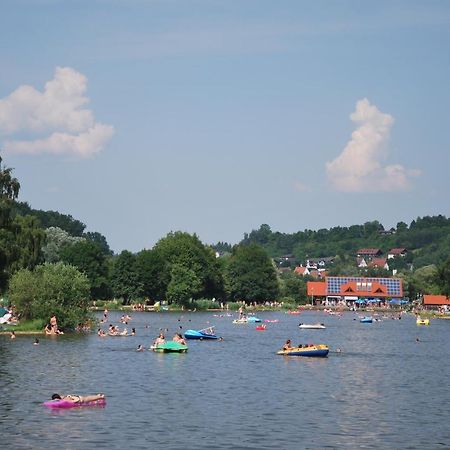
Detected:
left=357, top=257, right=368, bottom=268
left=356, top=248, right=383, bottom=259
left=368, top=258, right=390, bottom=271
left=294, top=266, right=310, bottom=276
left=387, top=248, right=407, bottom=259
left=305, top=257, right=335, bottom=270
left=274, top=254, right=297, bottom=267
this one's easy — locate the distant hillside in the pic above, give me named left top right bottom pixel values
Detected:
left=236, top=216, right=450, bottom=269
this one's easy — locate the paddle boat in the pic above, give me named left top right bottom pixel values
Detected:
left=151, top=340, right=188, bottom=353
left=233, top=316, right=262, bottom=324
left=360, top=316, right=373, bottom=323
left=286, top=310, right=301, bottom=315
left=184, top=327, right=218, bottom=340
left=277, top=344, right=329, bottom=357
left=247, top=316, right=262, bottom=323
left=299, top=323, right=326, bottom=329
left=416, top=317, right=430, bottom=326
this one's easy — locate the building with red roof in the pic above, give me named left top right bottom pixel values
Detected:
left=307, top=276, right=403, bottom=304
left=422, top=295, right=450, bottom=309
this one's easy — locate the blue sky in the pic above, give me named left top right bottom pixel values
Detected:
left=1, top=0, right=449, bottom=252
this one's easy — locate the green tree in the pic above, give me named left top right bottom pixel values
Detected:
left=8, top=262, right=91, bottom=330
left=60, top=240, right=111, bottom=299
left=110, top=250, right=142, bottom=304
left=279, top=272, right=307, bottom=303
left=166, top=263, right=202, bottom=307
left=153, top=232, right=224, bottom=301
left=0, top=156, right=20, bottom=228
left=436, top=256, right=450, bottom=297
left=135, top=249, right=168, bottom=301
left=84, top=231, right=113, bottom=256
left=11, top=215, right=45, bottom=271
left=42, top=227, right=85, bottom=263
left=226, top=244, right=279, bottom=302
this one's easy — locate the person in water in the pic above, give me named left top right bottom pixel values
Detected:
left=51, top=393, right=105, bottom=403
left=137, top=344, right=144, bottom=352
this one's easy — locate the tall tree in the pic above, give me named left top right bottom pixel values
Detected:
left=226, top=244, right=279, bottom=303
left=436, top=256, right=450, bottom=297
left=60, top=240, right=111, bottom=299
left=42, top=227, right=85, bottom=263
left=166, top=263, right=202, bottom=307
left=110, top=250, right=142, bottom=304
left=153, top=231, right=224, bottom=301
left=135, top=249, right=168, bottom=301
left=0, top=156, right=20, bottom=228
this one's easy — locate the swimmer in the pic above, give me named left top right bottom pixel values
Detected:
left=10, top=331, right=16, bottom=339
left=137, top=344, right=144, bottom=352
left=34, top=338, right=40, bottom=345
left=51, top=393, right=105, bottom=403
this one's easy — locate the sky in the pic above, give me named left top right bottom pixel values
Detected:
left=1, top=0, right=449, bottom=253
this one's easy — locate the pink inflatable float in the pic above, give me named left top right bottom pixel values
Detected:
left=43, top=398, right=106, bottom=408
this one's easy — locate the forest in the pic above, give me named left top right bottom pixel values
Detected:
left=1, top=157, right=449, bottom=329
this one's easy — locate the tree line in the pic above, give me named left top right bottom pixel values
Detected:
left=1, top=156, right=449, bottom=329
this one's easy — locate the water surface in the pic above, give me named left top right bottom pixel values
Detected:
left=1, top=311, right=449, bottom=449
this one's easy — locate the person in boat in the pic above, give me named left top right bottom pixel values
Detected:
left=283, top=339, right=292, bottom=350
left=51, top=393, right=105, bottom=403
left=97, top=329, right=107, bottom=337
left=153, top=333, right=165, bottom=346
left=131, top=328, right=136, bottom=336
left=172, top=333, right=186, bottom=345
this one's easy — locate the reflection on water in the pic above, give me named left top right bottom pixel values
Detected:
left=1, top=311, right=450, bottom=449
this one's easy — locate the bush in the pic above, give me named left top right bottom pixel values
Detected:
left=8, top=262, right=91, bottom=331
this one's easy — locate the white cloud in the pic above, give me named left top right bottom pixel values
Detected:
left=3, top=123, right=114, bottom=158
left=0, top=67, right=113, bottom=158
left=326, top=98, right=420, bottom=192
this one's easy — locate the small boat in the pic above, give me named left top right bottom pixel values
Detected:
left=416, top=317, right=430, bottom=326
left=255, top=324, right=266, bottom=331
left=264, top=319, right=279, bottom=323
left=151, top=341, right=188, bottom=353
left=184, top=327, right=218, bottom=340
left=299, top=323, right=326, bottom=329
left=277, top=344, right=329, bottom=357
left=233, top=316, right=262, bottom=324
left=287, top=311, right=301, bottom=315
left=247, top=316, right=262, bottom=323
left=360, top=317, right=373, bottom=323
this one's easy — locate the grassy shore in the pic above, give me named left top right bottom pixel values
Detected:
left=0, top=319, right=45, bottom=334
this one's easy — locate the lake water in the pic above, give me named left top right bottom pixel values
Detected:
left=1, top=310, right=449, bottom=449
